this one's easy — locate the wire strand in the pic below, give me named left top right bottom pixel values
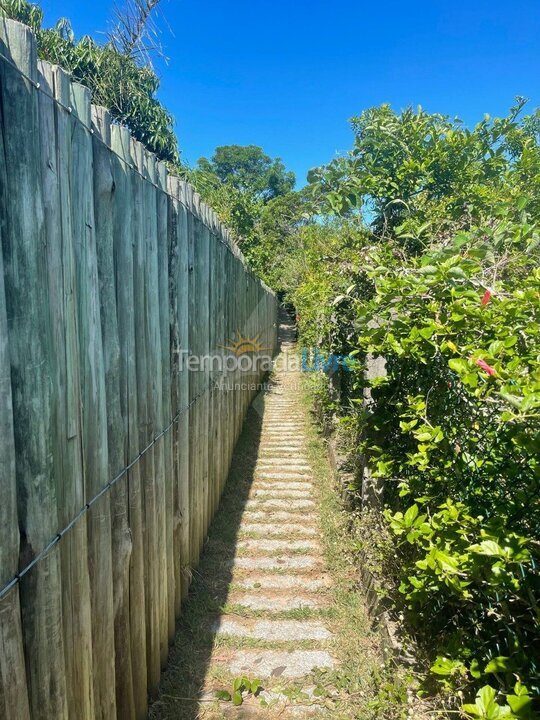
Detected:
left=0, top=380, right=214, bottom=602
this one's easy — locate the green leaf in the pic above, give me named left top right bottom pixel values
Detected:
left=484, top=657, right=511, bottom=673
left=431, top=655, right=465, bottom=676
left=449, top=358, right=469, bottom=373
left=470, top=540, right=505, bottom=557
left=250, top=679, right=262, bottom=695
left=233, top=677, right=244, bottom=693
left=470, top=658, right=482, bottom=679
left=232, top=690, right=243, bottom=706
left=507, top=694, right=533, bottom=715
left=215, top=690, right=232, bottom=702
left=447, top=266, right=467, bottom=279
left=403, top=504, right=419, bottom=526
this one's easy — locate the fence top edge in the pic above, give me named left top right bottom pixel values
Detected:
left=0, top=16, right=277, bottom=297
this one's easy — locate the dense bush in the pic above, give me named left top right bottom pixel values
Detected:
left=289, top=104, right=540, bottom=718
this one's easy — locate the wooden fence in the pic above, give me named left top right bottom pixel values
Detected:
left=0, top=17, right=278, bottom=720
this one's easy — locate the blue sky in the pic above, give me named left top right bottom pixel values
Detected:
left=41, top=0, right=540, bottom=186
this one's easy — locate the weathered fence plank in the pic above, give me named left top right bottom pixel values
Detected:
left=70, top=80, right=117, bottom=720
left=38, top=60, right=95, bottom=720
left=111, top=124, right=148, bottom=720
left=175, top=180, right=191, bottom=600
left=93, top=105, right=136, bottom=720
left=0, top=19, right=68, bottom=720
left=0, top=80, right=30, bottom=720
left=157, top=160, right=176, bottom=646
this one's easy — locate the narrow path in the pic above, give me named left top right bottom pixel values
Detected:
left=150, top=314, right=347, bottom=719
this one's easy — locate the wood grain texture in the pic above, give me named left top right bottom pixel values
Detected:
left=0, top=39, right=30, bottom=717
left=93, top=106, right=136, bottom=720
left=112, top=124, right=148, bottom=720
left=39, top=60, right=95, bottom=720
left=0, top=19, right=67, bottom=720
left=70, top=80, right=117, bottom=720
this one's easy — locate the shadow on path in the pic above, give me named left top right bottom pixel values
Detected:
left=149, top=308, right=295, bottom=720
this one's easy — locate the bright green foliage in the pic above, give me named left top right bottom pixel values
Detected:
left=215, top=677, right=262, bottom=707
left=197, top=145, right=295, bottom=202
left=289, top=104, right=540, bottom=717
left=191, top=146, right=304, bottom=288
left=0, top=0, right=180, bottom=164
left=308, top=102, right=540, bottom=240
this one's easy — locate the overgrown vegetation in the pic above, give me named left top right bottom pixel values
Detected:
left=284, top=102, right=540, bottom=718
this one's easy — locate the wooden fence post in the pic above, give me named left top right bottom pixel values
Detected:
left=0, top=78, right=30, bottom=718
left=111, top=124, right=148, bottom=720
left=0, top=18, right=68, bottom=720
left=92, top=105, right=136, bottom=720
left=38, top=60, right=95, bottom=720
left=156, top=161, right=176, bottom=646
left=70, top=80, right=117, bottom=720
left=175, top=181, right=191, bottom=599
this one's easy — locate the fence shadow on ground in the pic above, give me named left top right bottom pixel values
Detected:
left=147, top=387, right=267, bottom=720
left=148, top=310, right=295, bottom=720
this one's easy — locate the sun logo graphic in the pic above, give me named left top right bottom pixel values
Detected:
left=221, top=331, right=271, bottom=356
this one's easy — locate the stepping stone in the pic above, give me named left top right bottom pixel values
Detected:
left=256, top=471, right=312, bottom=480
left=250, top=489, right=312, bottom=499
left=239, top=523, right=318, bottom=537
left=256, top=461, right=311, bottom=470
left=262, top=431, right=304, bottom=435
left=263, top=419, right=304, bottom=424
left=257, top=688, right=329, bottom=717
left=260, top=437, right=304, bottom=443
left=242, top=511, right=318, bottom=523
left=225, top=649, right=335, bottom=679
left=258, top=453, right=309, bottom=461
left=260, top=438, right=303, bottom=442
left=237, top=538, right=320, bottom=552
left=235, top=574, right=329, bottom=592
left=264, top=422, right=304, bottom=426
left=251, top=481, right=313, bottom=492
left=263, top=425, right=304, bottom=429
left=259, top=447, right=305, bottom=453
left=215, top=617, right=332, bottom=642
left=245, top=499, right=315, bottom=511
left=228, top=592, right=325, bottom=611
left=263, top=425, right=304, bottom=431
left=233, top=555, right=320, bottom=571
left=264, top=415, right=304, bottom=419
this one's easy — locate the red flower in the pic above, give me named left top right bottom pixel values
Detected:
left=475, top=358, right=497, bottom=376
left=481, top=289, right=492, bottom=305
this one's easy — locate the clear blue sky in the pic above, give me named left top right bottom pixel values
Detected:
left=41, top=0, right=540, bottom=186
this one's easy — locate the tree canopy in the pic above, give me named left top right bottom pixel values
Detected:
left=196, top=145, right=295, bottom=202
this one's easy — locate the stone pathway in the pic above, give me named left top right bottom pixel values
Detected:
left=150, top=315, right=337, bottom=719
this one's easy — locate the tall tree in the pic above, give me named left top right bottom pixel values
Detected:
left=197, top=145, right=295, bottom=201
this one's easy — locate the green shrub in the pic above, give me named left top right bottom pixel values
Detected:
left=291, top=104, right=540, bottom=717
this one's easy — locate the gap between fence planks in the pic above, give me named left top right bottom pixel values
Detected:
left=0, top=17, right=278, bottom=720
